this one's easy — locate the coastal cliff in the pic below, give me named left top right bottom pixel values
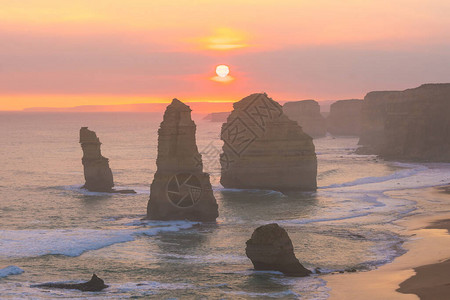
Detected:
left=357, top=84, right=450, bottom=161
left=283, top=100, right=327, bottom=138
left=327, top=99, right=363, bottom=136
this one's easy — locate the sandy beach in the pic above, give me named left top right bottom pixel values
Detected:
left=326, top=185, right=450, bottom=299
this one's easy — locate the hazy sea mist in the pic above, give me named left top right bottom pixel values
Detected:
left=0, top=112, right=449, bottom=299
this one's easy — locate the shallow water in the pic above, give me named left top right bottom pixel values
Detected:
left=0, top=112, right=449, bottom=299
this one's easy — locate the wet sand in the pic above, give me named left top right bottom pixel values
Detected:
left=397, top=257, right=450, bottom=299
left=325, top=186, right=450, bottom=300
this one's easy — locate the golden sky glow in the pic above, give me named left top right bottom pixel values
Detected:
left=1, top=0, right=450, bottom=111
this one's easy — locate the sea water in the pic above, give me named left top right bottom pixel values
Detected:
left=0, top=112, right=449, bottom=299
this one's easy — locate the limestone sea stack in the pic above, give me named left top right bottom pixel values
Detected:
left=79, top=127, right=114, bottom=192
left=282, top=100, right=327, bottom=138
left=246, top=223, right=311, bottom=277
left=220, top=93, right=317, bottom=192
left=327, top=99, right=363, bottom=136
left=146, top=99, right=219, bottom=221
left=357, top=84, right=450, bottom=161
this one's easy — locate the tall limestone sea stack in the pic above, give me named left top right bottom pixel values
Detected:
left=358, top=84, right=450, bottom=161
left=220, top=93, right=317, bottom=192
left=282, top=100, right=327, bottom=138
left=327, top=99, right=363, bottom=136
left=146, top=99, right=219, bottom=221
left=79, top=127, right=114, bottom=192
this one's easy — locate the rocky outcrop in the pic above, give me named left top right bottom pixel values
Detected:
left=80, top=127, right=114, bottom=192
left=327, top=99, right=363, bottom=136
left=33, top=274, right=108, bottom=292
left=203, top=112, right=230, bottom=122
left=282, top=100, right=326, bottom=138
left=246, top=223, right=311, bottom=277
left=79, top=128, right=135, bottom=194
left=220, top=93, right=317, bottom=192
left=146, top=99, right=219, bottom=221
left=357, top=84, right=450, bottom=161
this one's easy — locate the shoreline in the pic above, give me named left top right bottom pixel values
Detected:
left=325, top=185, right=450, bottom=299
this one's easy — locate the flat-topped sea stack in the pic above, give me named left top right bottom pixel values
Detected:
left=246, top=223, right=311, bottom=277
left=79, top=127, right=114, bottom=192
left=220, top=93, right=317, bottom=192
left=146, top=99, right=218, bottom=221
left=283, top=100, right=326, bottom=138
left=327, top=99, right=363, bottom=136
left=358, top=84, right=450, bottom=161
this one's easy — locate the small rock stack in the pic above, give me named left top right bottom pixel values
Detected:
left=79, top=127, right=114, bottom=192
left=246, top=223, right=311, bottom=277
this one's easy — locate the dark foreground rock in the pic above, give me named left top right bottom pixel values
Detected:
left=33, top=274, right=108, bottom=292
left=146, top=99, right=218, bottom=221
left=79, top=127, right=136, bottom=194
left=246, top=223, right=311, bottom=277
left=220, top=93, right=317, bottom=192
left=283, top=100, right=327, bottom=138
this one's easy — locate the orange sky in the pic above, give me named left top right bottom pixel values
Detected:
left=1, top=0, right=450, bottom=111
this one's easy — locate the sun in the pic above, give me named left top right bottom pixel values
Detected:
left=216, top=65, right=230, bottom=78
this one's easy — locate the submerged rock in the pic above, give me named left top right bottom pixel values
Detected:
left=283, top=100, right=326, bottom=138
left=327, top=99, right=363, bottom=136
left=220, top=93, right=317, bottom=192
left=79, top=127, right=136, bottom=193
left=357, top=83, right=450, bottom=161
left=146, top=99, right=219, bottom=221
left=79, top=127, right=114, bottom=192
left=33, top=274, right=108, bottom=292
left=246, top=223, right=311, bottom=277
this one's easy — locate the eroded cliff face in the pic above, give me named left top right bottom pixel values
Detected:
left=220, top=93, right=317, bottom=192
left=79, top=127, right=114, bottom=192
left=357, top=91, right=402, bottom=151
left=146, top=99, right=218, bottom=221
left=283, top=100, right=327, bottom=138
left=357, top=84, right=450, bottom=161
left=327, top=99, right=363, bottom=136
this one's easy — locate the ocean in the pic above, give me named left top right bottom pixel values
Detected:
left=0, top=112, right=449, bottom=299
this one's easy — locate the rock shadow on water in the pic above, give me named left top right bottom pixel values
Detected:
left=154, top=223, right=218, bottom=255
left=217, top=189, right=319, bottom=222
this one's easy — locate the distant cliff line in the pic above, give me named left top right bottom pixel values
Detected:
left=20, top=100, right=339, bottom=114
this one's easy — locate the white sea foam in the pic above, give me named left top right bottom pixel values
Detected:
left=320, top=164, right=428, bottom=189
left=224, top=289, right=301, bottom=298
left=115, top=281, right=195, bottom=292
left=0, top=221, right=196, bottom=258
left=275, top=212, right=372, bottom=225
left=220, top=270, right=284, bottom=276
left=61, top=185, right=148, bottom=196
left=0, top=266, right=24, bottom=278
left=159, top=253, right=248, bottom=264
